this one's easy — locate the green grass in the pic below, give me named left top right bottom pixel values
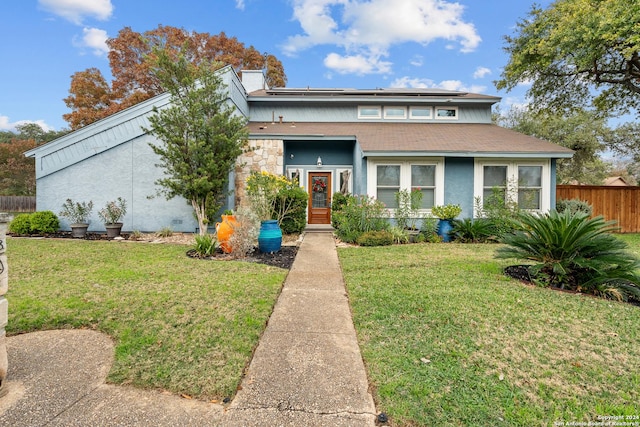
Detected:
left=339, top=243, right=640, bottom=427
left=6, top=238, right=287, bottom=400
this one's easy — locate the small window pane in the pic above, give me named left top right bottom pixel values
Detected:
left=411, top=165, right=435, bottom=187
left=377, top=188, right=398, bottom=208
left=384, top=107, right=406, bottom=119
left=519, top=166, right=542, bottom=187
left=436, top=107, right=457, bottom=118
left=377, top=165, right=400, bottom=186
left=359, top=106, right=381, bottom=118
left=484, top=166, right=507, bottom=187
left=518, top=189, right=541, bottom=210
left=420, top=189, right=435, bottom=208
left=410, top=107, right=432, bottom=119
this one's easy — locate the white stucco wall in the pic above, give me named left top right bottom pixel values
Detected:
left=36, top=134, right=198, bottom=233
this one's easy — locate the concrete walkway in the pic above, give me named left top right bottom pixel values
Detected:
left=0, top=232, right=378, bottom=426
left=225, top=231, right=377, bottom=426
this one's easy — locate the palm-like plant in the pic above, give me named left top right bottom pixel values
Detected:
left=497, top=210, right=640, bottom=302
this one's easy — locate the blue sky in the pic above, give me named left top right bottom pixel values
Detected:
left=0, top=0, right=552, bottom=132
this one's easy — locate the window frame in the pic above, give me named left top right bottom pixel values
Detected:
left=474, top=159, right=550, bottom=215
left=384, top=106, right=407, bottom=120
left=409, top=106, right=433, bottom=120
left=435, top=106, right=458, bottom=120
left=368, top=158, right=445, bottom=212
left=358, top=105, right=382, bottom=119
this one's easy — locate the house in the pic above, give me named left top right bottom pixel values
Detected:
left=26, top=67, right=573, bottom=232
left=603, top=176, right=629, bottom=186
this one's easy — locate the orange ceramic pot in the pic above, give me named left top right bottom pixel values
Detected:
left=216, top=215, right=238, bottom=253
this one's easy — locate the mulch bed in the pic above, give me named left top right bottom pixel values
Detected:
left=186, top=246, right=298, bottom=269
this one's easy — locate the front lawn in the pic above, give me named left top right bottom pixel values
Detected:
left=339, top=243, right=640, bottom=426
left=6, top=238, right=287, bottom=400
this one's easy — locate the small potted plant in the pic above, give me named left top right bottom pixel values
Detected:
left=98, top=197, right=127, bottom=238
left=431, top=204, right=462, bottom=242
left=59, top=198, right=93, bottom=238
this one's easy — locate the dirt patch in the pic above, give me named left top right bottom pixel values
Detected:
left=186, top=245, right=298, bottom=269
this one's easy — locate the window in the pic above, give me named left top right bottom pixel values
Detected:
left=384, top=106, right=407, bottom=119
left=376, top=165, right=401, bottom=208
left=409, top=107, right=432, bottom=119
left=411, top=165, right=436, bottom=208
left=358, top=106, right=381, bottom=119
left=518, top=166, right=542, bottom=210
left=369, top=159, right=444, bottom=210
left=435, top=106, right=458, bottom=120
left=474, top=160, right=549, bottom=213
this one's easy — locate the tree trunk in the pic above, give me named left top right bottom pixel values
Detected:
left=192, top=199, right=207, bottom=236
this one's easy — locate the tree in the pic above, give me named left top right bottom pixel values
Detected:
left=496, top=0, right=640, bottom=117
left=496, top=107, right=612, bottom=184
left=145, top=46, right=249, bottom=236
left=64, top=25, right=287, bottom=130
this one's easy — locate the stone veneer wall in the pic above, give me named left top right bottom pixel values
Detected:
left=0, top=213, right=9, bottom=393
left=234, top=139, right=284, bottom=207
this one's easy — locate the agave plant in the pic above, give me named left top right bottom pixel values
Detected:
left=497, top=210, right=640, bottom=302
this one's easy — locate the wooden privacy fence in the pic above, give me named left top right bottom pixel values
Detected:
left=0, top=196, right=36, bottom=213
left=556, top=185, right=640, bottom=233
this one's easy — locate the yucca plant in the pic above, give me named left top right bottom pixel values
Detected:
left=497, top=210, right=640, bottom=302
left=194, top=233, right=218, bottom=257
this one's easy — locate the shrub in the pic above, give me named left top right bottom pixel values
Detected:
left=497, top=210, right=640, bottom=302
left=388, top=226, right=409, bottom=244
left=193, top=234, right=218, bottom=256
left=98, top=197, right=127, bottom=224
left=332, top=195, right=390, bottom=243
left=420, top=217, right=439, bottom=241
left=29, top=211, right=59, bottom=234
left=431, top=204, right=462, bottom=220
left=129, top=230, right=144, bottom=241
left=246, top=172, right=307, bottom=230
left=474, top=187, right=520, bottom=238
left=9, top=214, right=32, bottom=234
left=59, top=199, right=93, bottom=224
left=452, top=218, right=496, bottom=243
left=227, top=205, right=259, bottom=258
left=394, top=189, right=423, bottom=230
left=156, top=227, right=173, bottom=238
left=331, top=192, right=349, bottom=227
left=556, top=198, right=593, bottom=216
left=276, top=185, right=308, bottom=234
left=356, top=230, right=394, bottom=246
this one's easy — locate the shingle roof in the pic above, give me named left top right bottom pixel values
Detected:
left=247, top=122, right=574, bottom=158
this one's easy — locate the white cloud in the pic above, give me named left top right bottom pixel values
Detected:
left=390, top=76, right=486, bottom=93
left=73, top=27, right=109, bottom=56
left=283, top=0, right=480, bottom=75
left=410, top=55, right=424, bottom=67
left=324, top=52, right=392, bottom=75
left=473, top=66, right=491, bottom=79
left=0, top=116, right=53, bottom=132
left=39, top=0, right=113, bottom=25
left=235, top=0, right=245, bottom=10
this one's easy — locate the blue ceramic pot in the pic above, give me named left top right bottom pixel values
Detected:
left=436, top=219, right=454, bottom=242
left=258, top=220, right=282, bottom=253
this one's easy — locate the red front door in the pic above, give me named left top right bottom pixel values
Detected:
left=308, top=172, right=331, bottom=224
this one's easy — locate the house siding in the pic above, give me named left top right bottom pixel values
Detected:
left=36, top=134, right=198, bottom=233
left=444, top=158, right=475, bottom=218
left=248, top=103, right=491, bottom=124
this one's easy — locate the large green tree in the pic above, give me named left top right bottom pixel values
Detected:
left=496, top=107, right=612, bottom=184
left=145, top=46, right=249, bottom=235
left=496, top=0, right=640, bottom=117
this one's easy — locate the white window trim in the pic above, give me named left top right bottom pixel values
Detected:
left=435, top=106, right=458, bottom=120
left=384, top=106, right=407, bottom=119
left=367, top=158, right=445, bottom=212
left=409, top=106, right=433, bottom=120
left=473, top=159, right=550, bottom=216
left=358, top=105, right=382, bottom=119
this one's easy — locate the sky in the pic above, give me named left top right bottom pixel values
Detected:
left=0, top=0, right=553, bottom=132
